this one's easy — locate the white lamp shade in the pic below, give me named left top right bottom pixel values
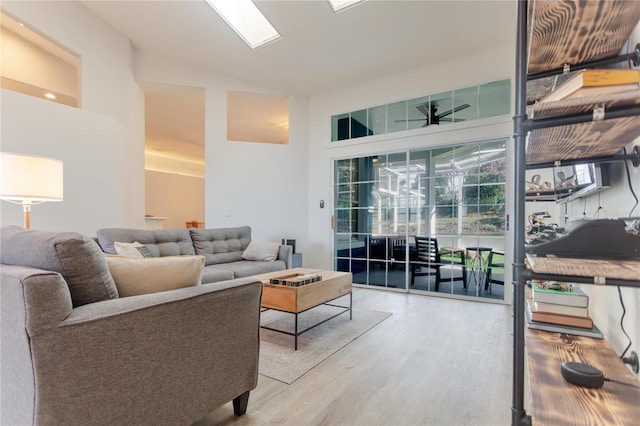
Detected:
left=0, top=152, right=63, bottom=202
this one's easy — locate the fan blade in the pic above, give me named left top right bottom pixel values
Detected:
left=395, top=119, right=427, bottom=122
left=439, top=118, right=466, bottom=122
left=437, top=103, right=471, bottom=118
left=416, top=104, right=430, bottom=117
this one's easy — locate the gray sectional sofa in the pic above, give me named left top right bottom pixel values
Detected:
left=0, top=225, right=263, bottom=425
left=96, top=225, right=292, bottom=284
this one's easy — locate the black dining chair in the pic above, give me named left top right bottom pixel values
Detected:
left=486, top=250, right=505, bottom=293
left=411, top=237, right=466, bottom=292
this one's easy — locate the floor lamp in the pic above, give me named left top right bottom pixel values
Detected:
left=0, top=152, right=64, bottom=229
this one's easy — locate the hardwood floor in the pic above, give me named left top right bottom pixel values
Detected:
left=195, top=288, right=513, bottom=426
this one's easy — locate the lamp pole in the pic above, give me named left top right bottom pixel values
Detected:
left=22, top=202, right=32, bottom=229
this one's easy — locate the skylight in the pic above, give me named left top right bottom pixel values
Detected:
left=205, top=0, right=280, bottom=49
left=328, top=0, right=366, bottom=12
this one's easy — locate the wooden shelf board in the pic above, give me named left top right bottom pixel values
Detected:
left=527, top=327, right=640, bottom=425
left=526, top=89, right=640, bottom=164
left=531, top=89, right=640, bottom=119
left=527, top=0, right=640, bottom=75
left=527, top=116, right=639, bottom=164
left=526, top=254, right=640, bottom=282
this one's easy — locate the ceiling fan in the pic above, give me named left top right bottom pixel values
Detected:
left=398, top=103, right=471, bottom=127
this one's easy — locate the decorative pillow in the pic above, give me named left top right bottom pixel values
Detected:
left=0, top=226, right=118, bottom=307
left=114, top=241, right=153, bottom=258
left=241, top=241, right=280, bottom=262
left=104, top=255, right=205, bottom=297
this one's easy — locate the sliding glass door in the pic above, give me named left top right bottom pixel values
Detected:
left=334, top=139, right=506, bottom=301
left=335, top=152, right=409, bottom=289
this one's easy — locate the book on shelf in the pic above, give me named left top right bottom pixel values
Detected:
left=531, top=281, right=588, bottom=308
left=542, top=69, right=640, bottom=102
left=530, top=299, right=589, bottom=317
left=526, top=298, right=593, bottom=329
left=525, top=306, right=603, bottom=339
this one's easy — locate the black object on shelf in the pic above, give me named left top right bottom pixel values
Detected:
left=525, top=219, right=640, bottom=260
left=560, top=362, right=605, bottom=388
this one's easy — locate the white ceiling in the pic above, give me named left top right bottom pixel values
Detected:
left=84, top=0, right=515, bottom=96
left=81, top=0, right=516, bottom=164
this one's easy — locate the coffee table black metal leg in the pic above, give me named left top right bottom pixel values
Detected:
left=262, top=292, right=352, bottom=351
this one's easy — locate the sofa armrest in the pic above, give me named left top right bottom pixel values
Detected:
left=61, top=277, right=261, bottom=324
left=278, top=244, right=293, bottom=269
left=1, top=265, right=74, bottom=426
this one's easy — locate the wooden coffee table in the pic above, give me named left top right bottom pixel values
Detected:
left=251, top=268, right=352, bottom=350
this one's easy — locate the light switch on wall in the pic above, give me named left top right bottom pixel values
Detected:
left=224, top=208, right=231, bottom=217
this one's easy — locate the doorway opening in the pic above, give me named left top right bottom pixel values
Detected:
left=142, top=83, right=205, bottom=230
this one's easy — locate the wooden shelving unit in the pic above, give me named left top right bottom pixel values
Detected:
left=512, top=1, right=640, bottom=425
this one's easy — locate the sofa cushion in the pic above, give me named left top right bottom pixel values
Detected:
left=0, top=226, right=119, bottom=307
left=207, top=260, right=286, bottom=278
left=190, top=226, right=251, bottom=265
left=200, top=266, right=235, bottom=284
left=104, top=255, right=205, bottom=297
left=242, top=241, right=280, bottom=262
left=97, top=228, right=196, bottom=257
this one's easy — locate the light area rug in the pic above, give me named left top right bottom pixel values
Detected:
left=259, top=300, right=391, bottom=384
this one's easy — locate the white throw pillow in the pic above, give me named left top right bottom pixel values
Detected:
left=114, top=241, right=145, bottom=258
left=242, top=241, right=280, bottom=262
left=105, top=255, right=205, bottom=297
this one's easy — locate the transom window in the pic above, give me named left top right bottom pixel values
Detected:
left=331, top=79, right=510, bottom=142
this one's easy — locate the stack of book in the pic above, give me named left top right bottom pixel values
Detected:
left=526, top=280, right=603, bottom=338
left=269, top=273, right=322, bottom=287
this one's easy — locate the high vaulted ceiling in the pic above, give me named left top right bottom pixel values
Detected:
left=83, top=0, right=515, bottom=96
left=79, top=1, right=515, bottom=168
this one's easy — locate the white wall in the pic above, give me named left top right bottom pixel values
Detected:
left=1, top=90, right=127, bottom=234
left=307, top=44, right=516, bottom=272
left=1, top=1, right=145, bottom=235
left=145, top=170, right=205, bottom=229
left=134, top=53, right=309, bottom=246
